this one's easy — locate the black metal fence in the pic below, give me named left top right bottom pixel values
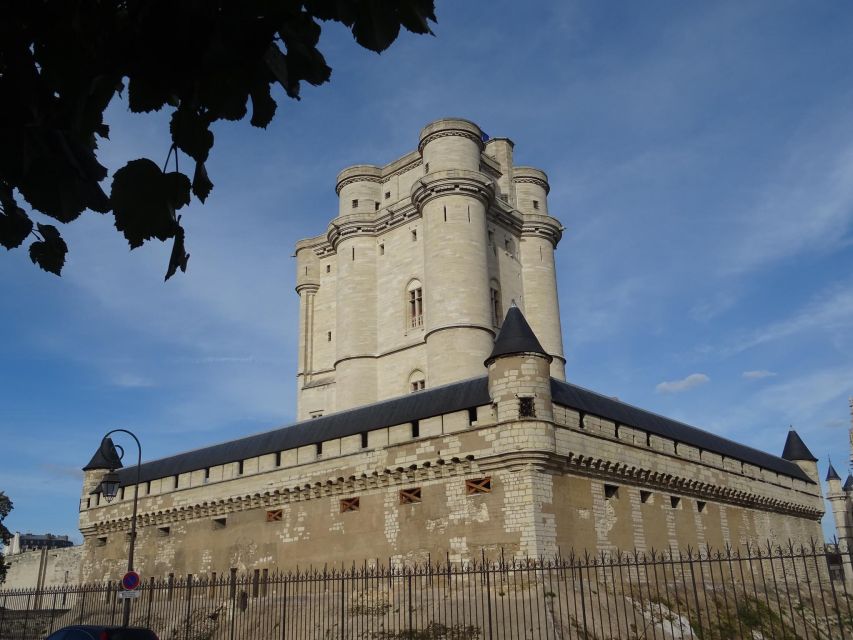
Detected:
left=2, top=541, right=853, bottom=639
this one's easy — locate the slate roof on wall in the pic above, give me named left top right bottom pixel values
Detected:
left=114, top=376, right=811, bottom=487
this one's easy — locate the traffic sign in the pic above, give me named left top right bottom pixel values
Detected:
left=121, top=571, right=141, bottom=591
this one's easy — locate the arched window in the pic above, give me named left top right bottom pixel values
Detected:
left=409, top=370, right=426, bottom=393
left=490, top=281, right=502, bottom=328
left=406, top=279, right=424, bottom=329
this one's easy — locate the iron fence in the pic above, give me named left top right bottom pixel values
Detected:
left=2, top=541, right=852, bottom=639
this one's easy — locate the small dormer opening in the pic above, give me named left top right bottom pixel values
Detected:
left=351, top=199, right=358, bottom=209
left=519, top=397, right=535, bottom=418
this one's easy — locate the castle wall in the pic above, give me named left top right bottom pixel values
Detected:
left=79, top=400, right=823, bottom=582
left=2, top=546, right=82, bottom=589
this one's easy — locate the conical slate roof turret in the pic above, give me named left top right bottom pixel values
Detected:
left=826, top=462, right=842, bottom=482
left=844, top=474, right=853, bottom=492
left=485, top=304, right=551, bottom=365
left=781, top=429, right=817, bottom=462
left=82, top=437, right=123, bottom=471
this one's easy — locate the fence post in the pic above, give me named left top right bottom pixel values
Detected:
left=484, top=559, right=494, bottom=640
left=340, top=571, right=346, bottom=640
left=78, top=587, right=86, bottom=624
left=687, top=549, right=703, bottom=633
left=146, top=576, right=154, bottom=628
left=407, top=568, right=413, bottom=634
left=0, top=593, right=7, bottom=638
left=20, top=591, right=32, bottom=640
left=185, top=574, right=194, bottom=640
left=229, top=569, right=237, bottom=640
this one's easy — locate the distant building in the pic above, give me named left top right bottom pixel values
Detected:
left=5, top=532, right=73, bottom=556
left=78, top=119, right=825, bottom=582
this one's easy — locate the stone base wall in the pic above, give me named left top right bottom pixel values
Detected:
left=2, top=545, right=81, bottom=589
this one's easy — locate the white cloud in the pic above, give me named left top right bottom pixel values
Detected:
left=742, top=370, right=776, bottom=380
left=655, top=373, right=710, bottom=394
left=724, top=283, right=853, bottom=356
left=112, top=373, right=154, bottom=388
left=722, top=132, right=853, bottom=277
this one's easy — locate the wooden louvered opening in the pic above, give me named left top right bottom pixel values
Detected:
left=399, top=488, right=422, bottom=504
left=340, top=497, right=360, bottom=513
left=465, top=477, right=492, bottom=495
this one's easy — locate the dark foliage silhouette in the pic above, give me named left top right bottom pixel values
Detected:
left=0, top=1, right=436, bottom=279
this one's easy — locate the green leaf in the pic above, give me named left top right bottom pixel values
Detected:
left=0, top=189, right=34, bottom=250
left=192, top=162, right=214, bottom=202
left=29, top=224, right=68, bottom=275
left=170, top=106, right=214, bottom=164
left=398, top=0, right=437, bottom=35
left=127, top=75, right=169, bottom=113
left=250, top=80, right=277, bottom=128
left=163, top=171, right=192, bottom=210
left=110, top=159, right=183, bottom=249
left=165, top=224, right=190, bottom=281
left=351, top=0, right=402, bottom=53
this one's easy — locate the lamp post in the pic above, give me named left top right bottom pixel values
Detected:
left=96, top=429, right=142, bottom=628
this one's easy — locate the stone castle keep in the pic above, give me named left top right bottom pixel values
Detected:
left=78, top=119, right=825, bottom=582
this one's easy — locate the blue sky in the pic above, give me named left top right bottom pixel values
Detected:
left=1, top=1, right=852, bottom=544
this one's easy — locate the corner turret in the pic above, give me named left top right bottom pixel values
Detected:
left=781, top=428, right=819, bottom=484
left=485, top=304, right=553, bottom=423
left=80, top=437, right=122, bottom=511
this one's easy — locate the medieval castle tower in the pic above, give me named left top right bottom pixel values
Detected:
left=294, top=119, right=563, bottom=418
left=76, top=119, right=826, bottom=581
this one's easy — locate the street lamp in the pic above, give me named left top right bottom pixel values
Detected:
left=96, top=429, right=142, bottom=628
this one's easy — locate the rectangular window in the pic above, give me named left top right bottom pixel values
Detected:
left=640, top=490, right=652, bottom=504
left=411, top=229, right=418, bottom=242
left=315, top=442, right=323, bottom=456
left=204, top=467, right=210, bottom=483
left=411, top=420, right=420, bottom=438
left=385, top=191, right=391, bottom=200
left=351, top=199, right=358, bottom=209
left=237, top=460, right=244, bottom=476
left=519, top=397, right=536, bottom=418
left=173, top=475, right=179, bottom=489
left=604, top=484, right=619, bottom=499
left=266, top=509, right=283, bottom=522
left=532, top=199, right=540, bottom=210
left=275, top=451, right=282, bottom=467
left=360, top=432, right=368, bottom=449
left=465, top=477, right=492, bottom=495
left=468, top=407, right=477, bottom=425
left=399, top=488, right=422, bottom=504
left=96, top=536, right=107, bottom=547
left=145, top=481, right=151, bottom=495
left=327, top=331, right=332, bottom=341
left=213, top=517, right=227, bottom=530
left=340, top=497, right=360, bottom=513
left=410, top=380, right=425, bottom=392
left=374, top=202, right=379, bottom=211
left=490, top=288, right=501, bottom=327
left=120, top=487, right=125, bottom=500
left=670, top=496, right=681, bottom=509
left=157, top=526, right=170, bottom=537
left=409, top=287, right=423, bottom=328
left=697, top=501, right=706, bottom=513
left=379, top=243, right=385, bottom=255
left=326, top=264, right=331, bottom=273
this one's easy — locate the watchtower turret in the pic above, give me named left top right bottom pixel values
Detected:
left=485, top=305, right=553, bottom=423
